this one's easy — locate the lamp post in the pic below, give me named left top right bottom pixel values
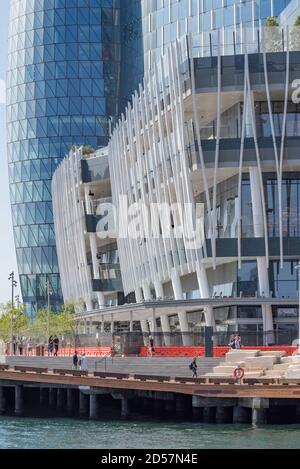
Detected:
left=8, top=272, right=17, bottom=356
left=46, top=278, right=53, bottom=341
left=296, top=262, right=300, bottom=355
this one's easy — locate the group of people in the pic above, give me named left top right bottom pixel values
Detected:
left=72, top=351, right=88, bottom=371
left=228, top=334, right=242, bottom=350
left=47, top=336, right=59, bottom=356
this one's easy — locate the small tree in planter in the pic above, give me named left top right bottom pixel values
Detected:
left=264, top=17, right=282, bottom=53
left=290, top=16, right=300, bottom=51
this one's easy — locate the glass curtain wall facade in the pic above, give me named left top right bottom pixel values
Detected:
left=141, top=0, right=292, bottom=68
left=7, top=0, right=121, bottom=317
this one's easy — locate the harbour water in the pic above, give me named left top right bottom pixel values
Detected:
left=1, top=417, right=300, bottom=449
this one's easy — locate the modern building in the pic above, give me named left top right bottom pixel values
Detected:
left=108, top=22, right=300, bottom=344
left=6, top=0, right=121, bottom=317
left=52, top=146, right=125, bottom=312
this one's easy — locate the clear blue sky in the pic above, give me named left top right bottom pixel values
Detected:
left=0, top=0, right=20, bottom=304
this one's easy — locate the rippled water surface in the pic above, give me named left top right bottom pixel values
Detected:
left=1, top=417, right=300, bottom=449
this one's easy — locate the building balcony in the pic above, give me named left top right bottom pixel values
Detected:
left=91, top=264, right=123, bottom=292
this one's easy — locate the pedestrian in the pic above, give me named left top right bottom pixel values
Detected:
left=148, top=334, right=154, bottom=356
left=235, top=335, right=241, bottom=350
left=228, top=334, right=236, bottom=350
left=72, top=351, right=78, bottom=370
left=81, top=353, right=88, bottom=372
left=189, top=357, right=197, bottom=378
left=48, top=336, right=54, bottom=356
left=53, top=336, right=59, bottom=357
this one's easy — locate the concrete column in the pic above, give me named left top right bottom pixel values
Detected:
left=129, top=311, right=133, bottom=332
left=154, top=399, right=164, bottom=414
left=192, top=396, right=203, bottom=420
left=39, top=388, right=48, bottom=407
left=49, top=388, right=57, bottom=408
left=175, top=395, right=188, bottom=419
left=165, top=399, right=175, bottom=414
left=14, top=385, right=24, bottom=416
left=171, top=271, right=191, bottom=345
left=252, top=408, right=267, bottom=425
left=251, top=398, right=269, bottom=425
left=57, top=388, right=66, bottom=411
left=83, top=319, right=87, bottom=334
left=89, top=394, right=100, bottom=419
left=67, top=388, right=75, bottom=414
left=154, top=280, right=164, bottom=299
left=121, top=397, right=129, bottom=419
left=90, top=233, right=105, bottom=309
left=233, top=406, right=249, bottom=424
left=249, top=167, right=274, bottom=342
left=196, top=265, right=215, bottom=328
left=0, top=387, right=6, bottom=414
left=110, top=313, right=114, bottom=334
left=143, top=284, right=152, bottom=301
left=160, top=315, right=171, bottom=346
left=79, top=391, right=89, bottom=418
left=100, top=320, right=105, bottom=333
left=203, top=407, right=215, bottom=423
left=216, top=406, right=232, bottom=424
left=135, top=287, right=143, bottom=303
left=151, top=308, right=156, bottom=335
left=140, top=318, right=149, bottom=346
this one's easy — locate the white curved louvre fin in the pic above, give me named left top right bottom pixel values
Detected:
left=237, top=45, right=248, bottom=270
left=188, top=33, right=213, bottom=263
left=279, top=31, right=290, bottom=269
left=244, top=49, right=270, bottom=266
left=211, top=29, right=222, bottom=271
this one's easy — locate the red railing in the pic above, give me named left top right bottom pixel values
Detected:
left=139, top=345, right=298, bottom=358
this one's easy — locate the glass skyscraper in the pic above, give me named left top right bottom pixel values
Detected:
left=7, top=0, right=121, bottom=317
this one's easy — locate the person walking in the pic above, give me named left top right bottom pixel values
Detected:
left=81, top=353, right=88, bottom=372
left=148, top=334, right=154, bottom=357
left=189, top=357, right=197, bottom=378
left=72, top=351, right=79, bottom=370
left=48, top=336, right=54, bottom=356
left=53, top=336, right=59, bottom=357
left=228, top=334, right=236, bottom=350
left=235, top=335, right=241, bottom=350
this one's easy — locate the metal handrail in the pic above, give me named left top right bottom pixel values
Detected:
left=94, top=356, right=108, bottom=372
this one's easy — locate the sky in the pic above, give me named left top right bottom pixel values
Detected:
left=0, top=0, right=20, bottom=304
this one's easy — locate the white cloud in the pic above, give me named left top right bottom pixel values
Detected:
left=0, top=80, right=6, bottom=105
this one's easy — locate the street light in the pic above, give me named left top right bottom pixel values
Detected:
left=8, top=272, right=17, bottom=356
left=296, top=262, right=300, bottom=355
left=46, top=278, right=53, bottom=341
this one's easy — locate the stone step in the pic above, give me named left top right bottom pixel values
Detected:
left=273, top=363, right=291, bottom=370
left=243, top=356, right=278, bottom=369
left=225, top=350, right=260, bottom=362
left=259, top=351, right=287, bottom=358
left=264, top=370, right=285, bottom=377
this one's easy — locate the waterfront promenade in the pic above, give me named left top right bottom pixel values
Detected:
left=2, top=353, right=300, bottom=425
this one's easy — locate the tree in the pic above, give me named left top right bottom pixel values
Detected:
left=82, top=145, right=96, bottom=157
left=0, top=303, right=29, bottom=344
left=264, top=17, right=282, bottom=53
left=266, top=16, right=279, bottom=27
left=290, top=16, right=300, bottom=51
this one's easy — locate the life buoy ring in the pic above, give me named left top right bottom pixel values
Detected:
left=233, top=367, right=245, bottom=380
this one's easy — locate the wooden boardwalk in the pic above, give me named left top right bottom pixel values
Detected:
left=1, top=368, right=300, bottom=399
